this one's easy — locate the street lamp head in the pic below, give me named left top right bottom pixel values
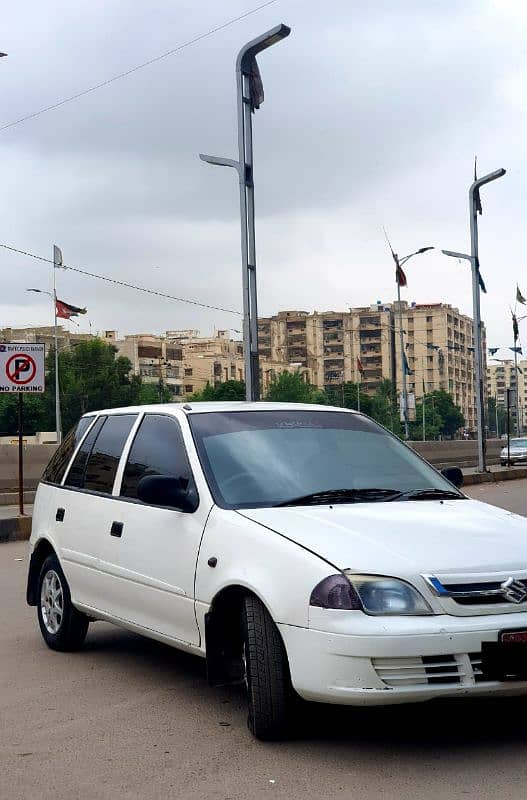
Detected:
left=417, top=247, right=434, bottom=254
left=237, top=24, right=291, bottom=73
left=0, top=53, right=7, bottom=58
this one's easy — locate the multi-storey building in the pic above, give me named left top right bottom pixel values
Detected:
left=396, top=302, right=485, bottom=433
left=259, top=302, right=482, bottom=432
left=0, top=325, right=92, bottom=351
left=487, top=359, right=527, bottom=433
left=104, top=329, right=294, bottom=398
left=258, top=306, right=394, bottom=394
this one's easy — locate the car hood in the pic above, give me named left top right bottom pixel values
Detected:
left=238, top=498, right=527, bottom=577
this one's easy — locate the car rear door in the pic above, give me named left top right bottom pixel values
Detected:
left=99, top=412, right=210, bottom=646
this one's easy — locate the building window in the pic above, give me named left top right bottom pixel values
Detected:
left=184, top=368, right=193, bottom=377
left=185, top=385, right=193, bottom=393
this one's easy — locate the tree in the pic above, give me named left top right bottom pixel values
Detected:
left=425, top=390, right=465, bottom=437
left=0, top=393, right=48, bottom=436
left=265, top=372, right=327, bottom=404
left=188, top=380, right=246, bottom=402
left=369, top=379, right=403, bottom=436
left=325, top=382, right=373, bottom=415
left=408, top=396, right=443, bottom=441
left=487, top=396, right=507, bottom=438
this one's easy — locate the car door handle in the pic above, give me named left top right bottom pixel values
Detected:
left=56, top=508, right=65, bottom=522
left=110, top=521, right=124, bottom=538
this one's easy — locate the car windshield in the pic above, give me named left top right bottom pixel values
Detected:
left=510, top=439, right=527, bottom=449
left=188, top=410, right=462, bottom=509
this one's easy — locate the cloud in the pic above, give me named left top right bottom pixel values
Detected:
left=0, top=0, right=525, bottom=351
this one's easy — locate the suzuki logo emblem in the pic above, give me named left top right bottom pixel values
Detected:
left=501, top=577, right=527, bottom=604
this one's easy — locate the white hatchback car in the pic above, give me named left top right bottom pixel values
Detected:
left=27, top=402, right=527, bottom=739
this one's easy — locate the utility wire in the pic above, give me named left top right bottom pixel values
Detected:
left=0, top=0, right=278, bottom=133
left=0, top=242, right=241, bottom=316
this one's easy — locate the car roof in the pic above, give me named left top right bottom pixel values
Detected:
left=82, top=401, right=358, bottom=417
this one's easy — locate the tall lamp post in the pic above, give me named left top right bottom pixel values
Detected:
left=442, top=165, right=506, bottom=472
left=200, top=24, right=291, bottom=402
left=26, top=286, right=62, bottom=443
left=385, top=242, right=434, bottom=439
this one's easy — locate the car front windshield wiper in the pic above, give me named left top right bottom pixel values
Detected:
left=275, top=488, right=403, bottom=507
left=389, top=488, right=464, bottom=502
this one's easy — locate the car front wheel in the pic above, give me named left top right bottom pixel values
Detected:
left=37, top=554, right=89, bottom=651
left=241, top=594, right=293, bottom=740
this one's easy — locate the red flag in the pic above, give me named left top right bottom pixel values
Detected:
left=56, top=299, right=87, bottom=320
left=357, top=357, right=365, bottom=376
left=396, top=264, right=407, bottom=287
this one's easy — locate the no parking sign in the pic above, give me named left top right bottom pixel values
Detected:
left=0, top=343, right=45, bottom=393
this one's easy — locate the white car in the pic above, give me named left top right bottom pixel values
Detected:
left=500, top=438, right=527, bottom=466
left=27, top=402, right=527, bottom=740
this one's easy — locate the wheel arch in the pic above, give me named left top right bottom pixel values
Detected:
left=26, top=538, right=57, bottom=606
left=205, top=584, right=287, bottom=687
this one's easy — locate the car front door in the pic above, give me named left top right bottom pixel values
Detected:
left=99, top=413, right=210, bottom=646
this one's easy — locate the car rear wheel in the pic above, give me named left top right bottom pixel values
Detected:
left=241, top=595, right=293, bottom=740
left=37, top=554, right=89, bottom=651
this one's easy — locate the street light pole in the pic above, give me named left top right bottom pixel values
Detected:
left=441, top=165, right=505, bottom=472
left=386, top=242, right=434, bottom=439
left=200, top=24, right=290, bottom=402
left=470, top=167, right=505, bottom=471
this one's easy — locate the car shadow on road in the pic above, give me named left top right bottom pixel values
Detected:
left=82, top=624, right=527, bottom=752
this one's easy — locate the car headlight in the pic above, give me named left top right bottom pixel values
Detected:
left=309, top=573, right=433, bottom=615
left=346, top=573, right=433, bottom=615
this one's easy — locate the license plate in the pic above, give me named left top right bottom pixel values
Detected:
left=482, top=630, right=527, bottom=680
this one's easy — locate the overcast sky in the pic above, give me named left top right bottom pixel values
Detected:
left=1, top=1, right=525, bottom=357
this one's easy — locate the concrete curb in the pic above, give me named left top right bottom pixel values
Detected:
left=0, top=515, right=32, bottom=543
left=462, top=467, right=527, bottom=486
left=0, top=491, right=36, bottom=507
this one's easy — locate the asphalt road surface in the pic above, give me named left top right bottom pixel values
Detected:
left=2, top=480, right=527, bottom=800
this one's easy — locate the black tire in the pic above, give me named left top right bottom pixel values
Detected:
left=241, top=595, right=292, bottom=740
left=37, top=554, right=89, bottom=651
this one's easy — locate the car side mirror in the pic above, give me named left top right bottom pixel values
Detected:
left=440, top=467, right=463, bottom=489
left=137, top=475, right=198, bottom=512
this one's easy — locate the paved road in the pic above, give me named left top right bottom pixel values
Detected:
left=2, top=482, right=527, bottom=800
left=465, top=478, right=527, bottom=516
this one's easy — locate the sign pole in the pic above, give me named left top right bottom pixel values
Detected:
left=18, top=393, right=24, bottom=516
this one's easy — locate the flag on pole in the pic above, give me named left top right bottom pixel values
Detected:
left=248, top=57, right=264, bottom=111
left=53, top=244, right=66, bottom=269
left=513, top=313, right=519, bottom=342
left=474, top=156, right=482, bottom=215
left=396, top=262, right=407, bottom=287
left=356, top=357, right=365, bottom=376
left=56, top=299, right=87, bottom=320
left=517, top=285, right=527, bottom=305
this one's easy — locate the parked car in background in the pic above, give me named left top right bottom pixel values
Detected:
left=26, top=403, right=527, bottom=740
left=500, top=437, right=527, bottom=465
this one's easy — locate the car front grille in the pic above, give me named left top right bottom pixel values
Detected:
left=372, top=652, right=525, bottom=689
left=441, top=579, right=527, bottom=607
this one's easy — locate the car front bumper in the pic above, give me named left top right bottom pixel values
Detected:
left=278, top=611, right=527, bottom=705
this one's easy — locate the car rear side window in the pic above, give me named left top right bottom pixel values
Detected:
left=65, top=416, right=107, bottom=489
left=83, top=415, right=136, bottom=494
left=120, top=414, right=195, bottom=500
left=41, top=416, right=94, bottom=485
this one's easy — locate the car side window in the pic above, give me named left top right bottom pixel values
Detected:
left=83, top=415, right=137, bottom=494
left=120, top=415, right=196, bottom=500
left=42, top=416, right=94, bottom=485
left=64, top=416, right=107, bottom=489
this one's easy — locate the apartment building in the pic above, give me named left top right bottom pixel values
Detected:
left=0, top=325, right=92, bottom=351
left=104, top=329, right=292, bottom=397
left=258, top=302, right=482, bottom=431
left=258, top=306, right=394, bottom=394
left=396, top=302, right=484, bottom=433
left=487, top=359, right=527, bottom=433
